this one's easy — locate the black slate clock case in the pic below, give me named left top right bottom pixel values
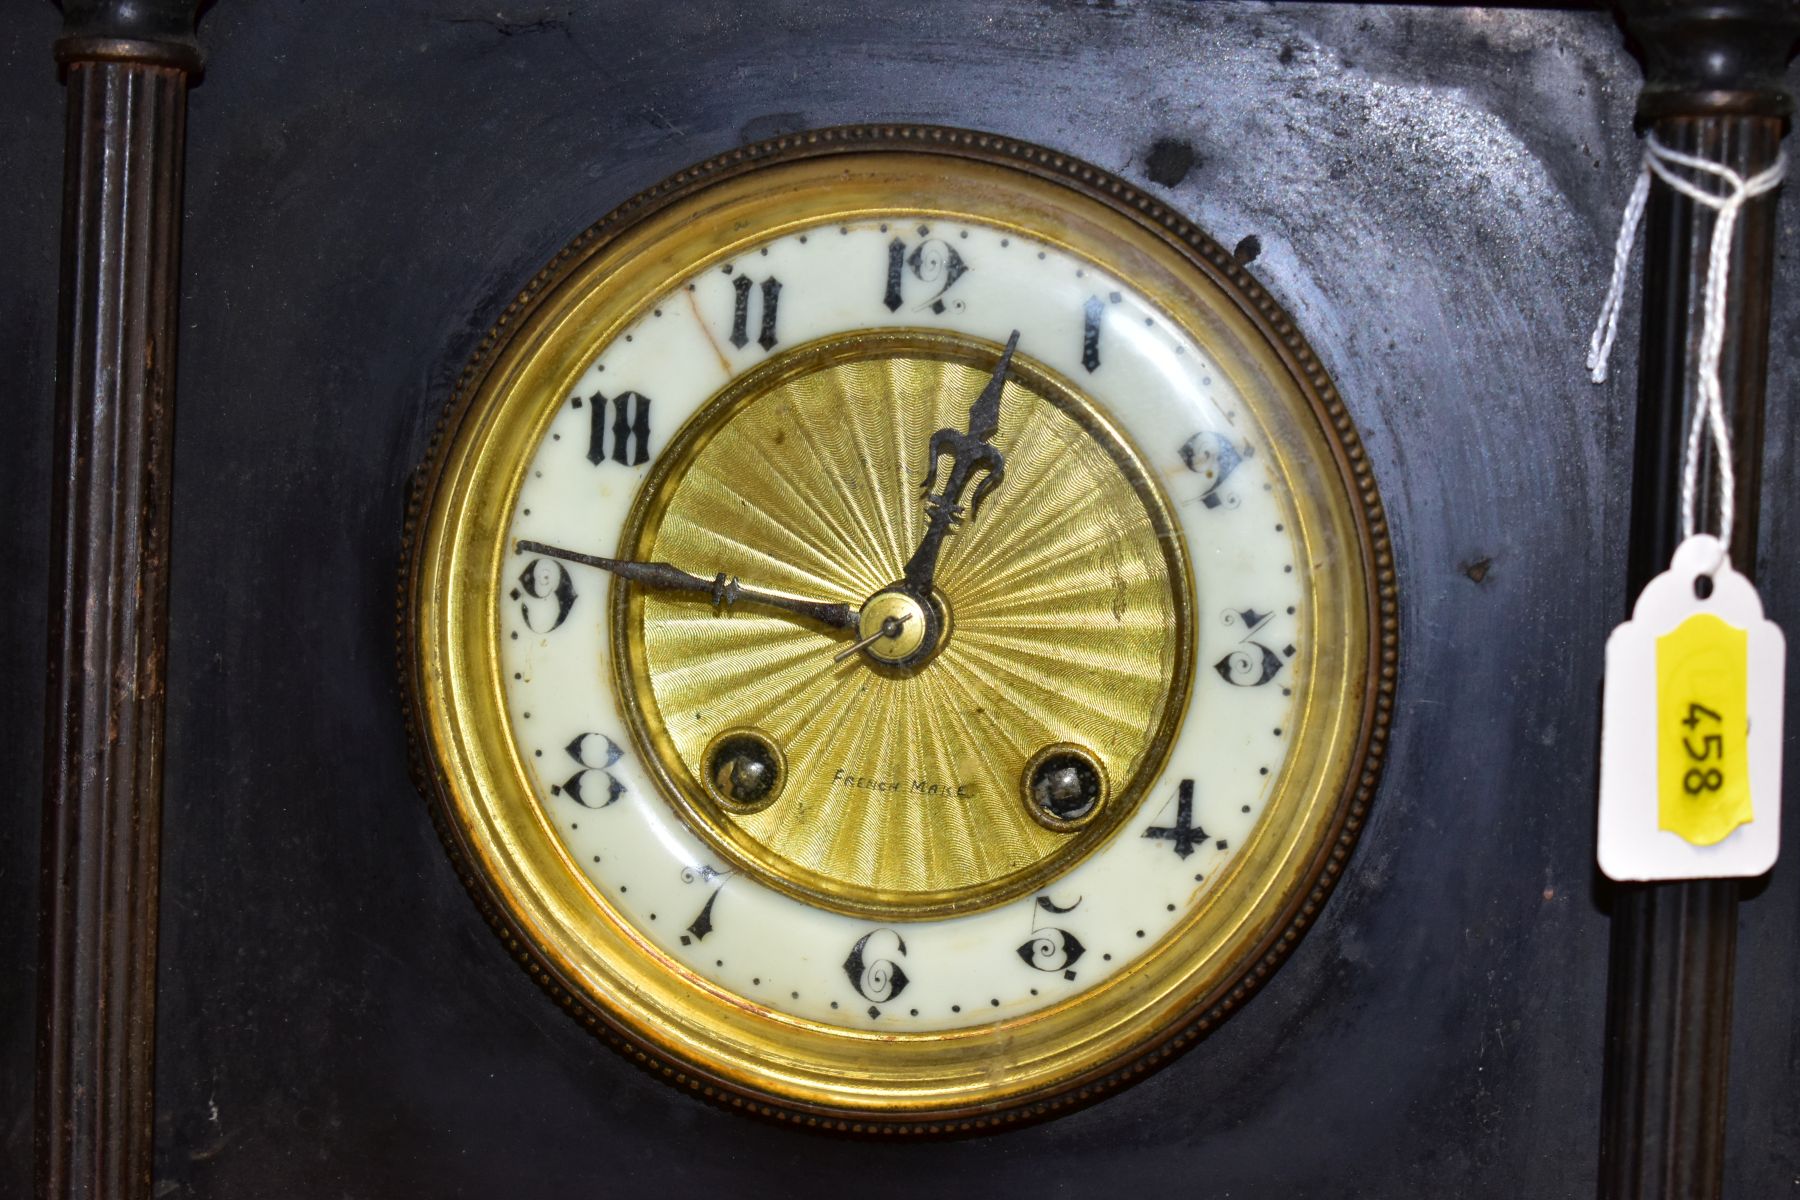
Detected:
left=2, top=3, right=1798, bottom=1198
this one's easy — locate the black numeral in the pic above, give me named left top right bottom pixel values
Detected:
left=516, top=558, right=576, bottom=632
left=552, top=732, right=625, bottom=809
left=1081, top=291, right=1121, bottom=372
left=1214, top=607, right=1294, bottom=687
left=1685, top=734, right=1724, bottom=761
left=1684, top=767, right=1725, bottom=794
left=1679, top=708, right=1728, bottom=797
left=679, top=865, right=730, bottom=945
left=883, top=238, right=905, bottom=311
left=883, top=236, right=967, bottom=314
left=1180, top=429, right=1254, bottom=510
left=730, top=275, right=782, bottom=352
left=1144, top=779, right=1206, bottom=859
left=844, top=929, right=910, bottom=1014
left=1682, top=702, right=1723, bottom=730
left=583, top=389, right=651, bottom=466
left=1018, top=894, right=1086, bottom=980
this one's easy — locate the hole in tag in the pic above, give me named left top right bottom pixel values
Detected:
left=1694, top=574, right=1715, bottom=600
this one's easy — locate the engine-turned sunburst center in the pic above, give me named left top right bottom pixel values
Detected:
left=613, top=331, right=1194, bottom=919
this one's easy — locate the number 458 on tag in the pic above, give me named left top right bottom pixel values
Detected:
left=1599, top=535, right=1786, bottom=881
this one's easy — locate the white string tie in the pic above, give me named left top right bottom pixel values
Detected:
left=1587, top=133, right=1787, bottom=572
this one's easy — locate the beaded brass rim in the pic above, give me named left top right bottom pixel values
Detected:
left=400, top=124, right=1397, bottom=1134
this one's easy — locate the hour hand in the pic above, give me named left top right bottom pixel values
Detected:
left=514, top=539, right=859, bottom=631
left=900, top=330, right=1017, bottom=594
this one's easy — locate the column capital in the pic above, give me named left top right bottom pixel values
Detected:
left=1614, top=0, right=1800, bottom=121
left=55, top=1, right=207, bottom=74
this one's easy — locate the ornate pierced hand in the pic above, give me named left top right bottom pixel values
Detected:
left=847, top=330, right=1019, bottom=668
left=897, top=330, right=1018, bottom=600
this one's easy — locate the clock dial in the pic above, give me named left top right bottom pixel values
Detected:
left=407, top=128, right=1392, bottom=1126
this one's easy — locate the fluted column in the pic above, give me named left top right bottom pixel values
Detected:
left=1599, top=3, right=1797, bottom=1197
left=36, top=5, right=203, bottom=1198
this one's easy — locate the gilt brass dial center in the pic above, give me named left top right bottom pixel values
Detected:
left=617, top=332, right=1193, bottom=918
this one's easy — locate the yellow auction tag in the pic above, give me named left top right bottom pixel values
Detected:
left=1655, top=613, right=1751, bottom=845
left=1600, top=536, right=1783, bottom=880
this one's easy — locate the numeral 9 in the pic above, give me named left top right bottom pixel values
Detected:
left=517, top=558, right=576, bottom=633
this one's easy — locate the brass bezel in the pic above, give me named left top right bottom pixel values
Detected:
left=401, top=125, right=1397, bottom=1134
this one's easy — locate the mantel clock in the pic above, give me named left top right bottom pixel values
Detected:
left=403, top=126, right=1395, bottom=1131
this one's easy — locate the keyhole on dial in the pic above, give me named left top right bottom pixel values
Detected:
left=1023, top=745, right=1107, bottom=832
left=705, top=729, right=785, bottom=813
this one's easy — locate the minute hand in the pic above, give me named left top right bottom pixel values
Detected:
left=899, top=330, right=1018, bottom=594
left=515, top=539, right=859, bottom=631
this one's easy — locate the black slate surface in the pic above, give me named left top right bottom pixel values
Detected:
left=2, top=3, right=1796, bottom=1197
